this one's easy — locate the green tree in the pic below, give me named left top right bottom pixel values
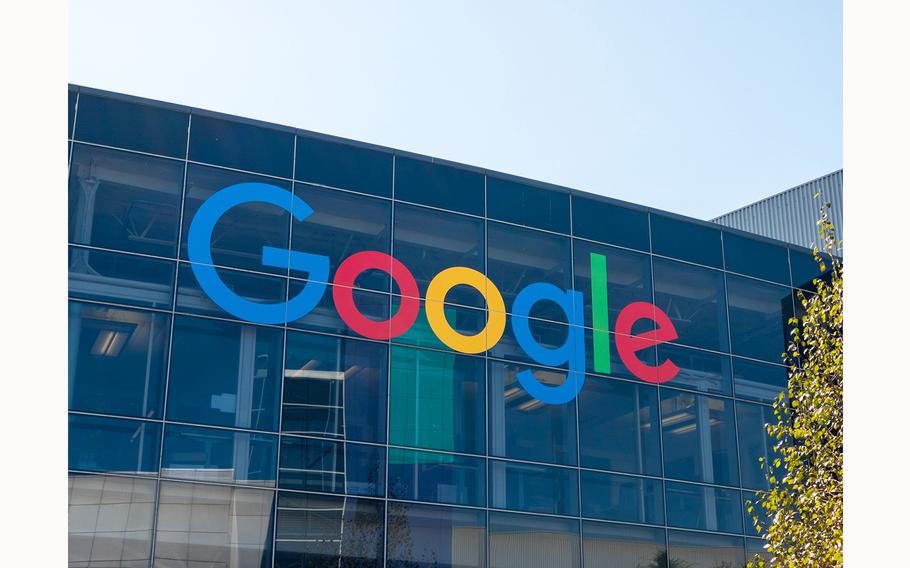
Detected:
left=747, top=205, right=843, bottom=568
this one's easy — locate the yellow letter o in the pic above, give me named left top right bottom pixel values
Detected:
left=425, top=266, right=506, bottom=354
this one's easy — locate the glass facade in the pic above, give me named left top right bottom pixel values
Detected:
left=68, top=85, right=815, bottom=567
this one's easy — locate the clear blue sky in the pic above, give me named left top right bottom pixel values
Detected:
left=70, top=1, right=842, bottom=219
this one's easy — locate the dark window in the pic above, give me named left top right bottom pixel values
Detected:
left=393, top=203, right=485, bottom=306
left=296, top=135, right=393, bottom=197
left=737, top=402, right=783, bottom=491
left=651, top=214, right=723, bottom=268
left=580, top=470, right=664, bottom=524
left=489, top=512, right=580, bottom=568
left=489, top=361, right=578, bottom=466
left=189, top=114, right=294, bottom=178
left=68, top=247, right=175, bottom=310
left=74, top=93, right=189, bottom=158
left=181, top=165, right=293, bottom=274
left=289, top=280, right=390, bottom=337
left=727, top=275, right=793, bottom=363
left=652, top=257, right=729, bottom=352
left=395, top=157, right=484, bottom=216
left=657, top=343, right=732, bottom=396
left=733, top=357, right=788, bottom=404
left=68, top=302, right=169, bottom=418
left=790, top=248, right=830, bottom=291
left=69, top=414, right=160, bottom=475
left=161, top=424, right=277, bottom=486
left=723, top=231, right=790, bottom=285
left=743, top=490, right=771, bottom=537
left=665, top=481, right=742, bottom=533
left=578, top=375, right=661, bottom=476
left=167, top=316, right=283, bottom=431
left=279, top=436, right=385, bottom=497
left=283, top=331, right=388, bottom=443
left=573, top=240, right=653, bottom=333
left=387, top=502, right=486, bottom=568
left=175, top=263, right=287, bottom=320
left=275, top=492, right=384, bottom=568
left=68, top=144, right=184, bottom=257
left=154, top=481, right=274, bottom=567
left=489, top=460, right=578, bottom=515
left=388, top=448, right=486, bottom=507
left=389, top=346, right=485, bottom=455
left=487, top=221, right=572, bottom=321
left=661, top=390, right=739, bottom=486
left=487, top=176, right=569, bottom=233
left=582, top=521, right=666, bottom=568
left=293, top=183, right=392, bottom=291
left=572, top=196, right=650, bottom=252
left=667, top=530, right=745, bottom=568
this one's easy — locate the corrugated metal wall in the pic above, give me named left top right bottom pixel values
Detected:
left=711, top=170, right=843, bottom=250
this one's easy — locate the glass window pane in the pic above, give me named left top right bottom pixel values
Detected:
left=175, top=263, right=287, bottom=321
left=69, top=474, right=157, bottom=568
left=69, top=302, right=169, bottom=419
left=583, top=329, right=658, bottom=383
left=650, top=214, right=723, bottom=268
left=293, top=183, right=392, bottom=291
left=275, top=492, right=384, bottom=568
left=727, top=275, right=793, bottom=363
left=737, top=402, right=782, bottom=491
left=665, top=481, right=742, bottom=533
left=652, top=257, right=729, bottom=352
left=74, top=93, right=189, bottom=158
left=578, top=375, right=661, bottom=476
left=723, top=232, right=790, bottom=285
left=489, top=460, right=578, bottom=516
left=388, top=448, right=486, bottom=507
left=667, top=530, right=744, bottom=568
left=743, top=491, right=771, bottom=537
left=154, top=481, right=274, bottom=568
left=394, top=157, right=484, bottom=216
left=733, top=358, right=788, bottom=404
left=489, top=361, right=578, bottom=466
left=289, top=280, right=390, bottom=337
left=790, top=248, right=830, bottom=291
left=572, top=196, right=650, bottom=252
left=582, top=521, right=666, bottom=568
left=393, top=301, right=487, bottom=353
left=573, top=240, right=653, bottom=334
left=161, top=424, right=277, bottom=487
left=296, top=135, right=393, bottom=197
left=69, top=414, right=160, bottom=475
left=390, top=346, right=486, bottom=455
left=489, top=511, right=580, bottom=568
left=283, top=331, right=388, bottom=443
left=394, top=203, right=485, bottom=306
left=181, top=165, right=292, bottom=274
left=746, top=536, right=771, bottom=566
left=657, top=343, right=732, bottom=396
left=488, top=221, right=572, bottom=322
left=167, top=316, right=283, bottom=431
left=69, top=144, right=184, bottom=257
left=69, top=247, right=175, bottom=309
left=487, top=176, right=569, bottom=233
left=189, top=114, right=294, bottom=178
left=492, top=318, right=574, bottom=369
left=279, top=436, right=385, bottom=497
left=387, top=502, right=486, bottom=568
left=660, top=390, right=739, bottom=486
left=580, top=471, right=664, bottom=524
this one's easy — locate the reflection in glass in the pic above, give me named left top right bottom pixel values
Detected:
left=667, top=530, right=745, bottom=568
left=580, top=470, right=664, bottom=524
left=160, top=424, right=277, bottom=487
left=68, top=247, right=175, bottom=309
left=289, top=280, right=389, bottom=336
left=279, top=436, right=385, bottom=497
left=733, top=357, right=788, bottom=404
left=175, top=263, right=287, bottom=320
left=283, top=331, right=388, bottom=443
left=665, top=481, right=742, bottom=533
left=69, top=302, right=169, bottom=419
left=69, top=474, right=157, bottom=568
left=652, top=257, right=729, bottom=352
left=489, top=460, right=578, bottom=516
left=388, top=448, right=486, bottom=507
left=489, top=361, right=578, bottom=466
left=296, top=134, right=393, bottom=197
left=746, top=536, right=771, bottom=566
left=657, top=343, right=732, bottom=396
left=189, top=114, right=294, bottom=178
left=487, top=176, right=569, bottom=233
left=387, top=502, right=486, bottom=568
left=661, top=390, right=739, bottom=486
left=167, top=316, right=283, bottom=430
left=389, top=346, right=485, bottom=454
left=727, top=274, right=793, bottom=363
left=650, top=214, right=723, bottom=268
left=582, top=521, right=666, bottom=568
left=275, top=492, right=384, bottom=568
left=73, top=93, right=189, bottom=158
left=68, top=144, right=184, bottom=257
left=578, top=375, right=661, bottom=476
left=489, top=511, right=580, bottom=568
left=154, top=481, right=274, bottom=568
left=737, top=402, right=782, bottom=491
left=69, top=414, right=160, bottom=475
left=723, top=231, right=790, bottom=285
left=394, top=157, right=484, bottom=216
left=743, top=490, right=771, bottom=537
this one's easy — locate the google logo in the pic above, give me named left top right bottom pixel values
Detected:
left=188, top=183, right=681, bottom=405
